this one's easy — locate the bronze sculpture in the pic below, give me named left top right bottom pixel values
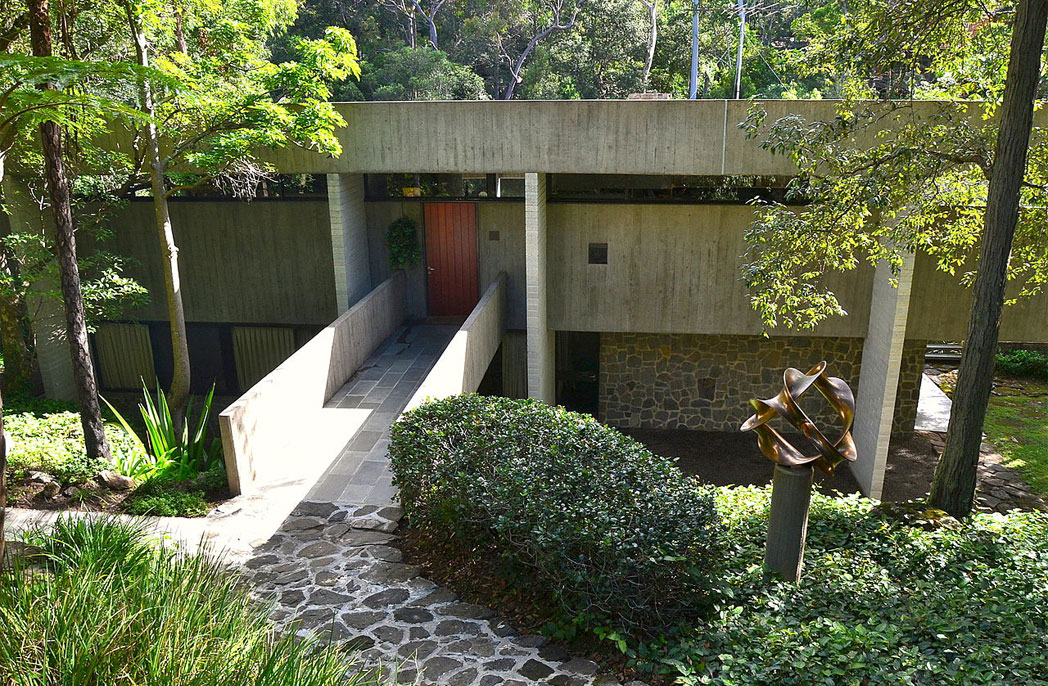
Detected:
left=740, top=360, right=857, bottom=475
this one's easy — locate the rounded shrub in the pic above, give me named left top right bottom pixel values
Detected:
left=389, top=394, right=722, bottom=633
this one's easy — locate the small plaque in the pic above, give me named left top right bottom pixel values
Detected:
left=489, top=230, right=500, bottom=241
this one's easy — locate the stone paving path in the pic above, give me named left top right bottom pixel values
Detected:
left=922, top=366, right=1047, bottom=514
left=245, top=502, right=623, bottom=686
left=243, top=322, right=632, bottom=685
left=306, top=324, right=458, bottom=505
left=919, top=431, right=1048, bottom=514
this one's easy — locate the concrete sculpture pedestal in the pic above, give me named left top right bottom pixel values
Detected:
left=764, top=464, right=814, bottom=582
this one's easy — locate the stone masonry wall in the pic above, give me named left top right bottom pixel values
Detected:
left=599, top=333, right=923, bottom=437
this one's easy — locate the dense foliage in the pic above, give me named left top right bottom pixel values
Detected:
left=995, top=348, right=1048, bottom=381
left=628, top=488, right=1048, bottom=684
left=389, top=394, right=722, bottom=633
left=385, top=216, right=422, bottom=270
left=277, top=0, right=844, bottom=101
left=4, top=396, right=144, bottom=485
left=1, top=518, right=385, bottom=685
left=4, top=390, right=225, bottom=517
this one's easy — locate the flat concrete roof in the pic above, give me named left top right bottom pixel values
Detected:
left=244, top=99, right=991, bottom=176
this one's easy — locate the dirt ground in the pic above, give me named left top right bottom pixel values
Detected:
left=627, top=428, right=942, bottom=501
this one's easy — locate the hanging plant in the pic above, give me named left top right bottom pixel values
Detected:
left=387, top=216, right=421, bottom=271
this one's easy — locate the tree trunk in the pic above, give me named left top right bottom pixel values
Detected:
left=126, top=2, right=191, bottom=426
left=929, top=0, right=1048, bottom=518
left=27, top=0, right=112, bottom=465
left=640, top=0, right=657, bottom=89
left=1, top=386, right=6, bottom=565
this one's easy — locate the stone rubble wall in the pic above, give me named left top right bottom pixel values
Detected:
left=599, top=333, right=923, bottom=439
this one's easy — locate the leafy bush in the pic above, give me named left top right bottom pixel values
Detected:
left=5, top=409, right=145, bottom=484
left=3, top=518, right=385, bottom=685
left=105, top=383, right=223, bottom=483
left=124, top=483, right=210, bottom=518
left=389, top=394, right=722, bottom=633
left=385, top=216, right=421, bottom=270
left=996, top=348, right=1048, bottom=381
left=651, top=487, right=1048, bottom=685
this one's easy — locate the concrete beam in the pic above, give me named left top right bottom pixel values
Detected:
left=850, top=255, right=916, bottom=498
left=327, top=174, right=372, bottom=313
left=525, top=173, right=554, bottom=403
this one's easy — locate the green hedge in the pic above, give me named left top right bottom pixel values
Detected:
left=996, top=349, right=1048, bottom=381
left=389, top=394, right=722, bottom=633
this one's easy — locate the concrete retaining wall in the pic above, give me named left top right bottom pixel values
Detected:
left=219, top=272, right=406, bottom=495
left=405, top=273, right=506, bottom=410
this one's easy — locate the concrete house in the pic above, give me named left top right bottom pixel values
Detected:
left=12, top=99, right=1048, bottom=499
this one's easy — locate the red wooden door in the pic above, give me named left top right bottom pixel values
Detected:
left=424, top=203, right=479, bottom=317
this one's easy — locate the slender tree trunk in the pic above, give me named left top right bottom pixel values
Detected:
left=126, top=3, right=191, bottom=425
left=929, top=0, right=1048, bottom=518
left=27, top=0, right=111, bottom=465
left=640, top=0, right=657, bottom=89
left=1, top=386, right=6, bottom=565
left=173, top=7, right=187, bottom=53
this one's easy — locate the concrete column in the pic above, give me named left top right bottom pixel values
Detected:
left=327, top=173, right=372, bottom=313
left=851, top=254, right=915, bottom=498
left=2, top=176, right=76, bottom=401
left=524, top=173, right=554, bottom=403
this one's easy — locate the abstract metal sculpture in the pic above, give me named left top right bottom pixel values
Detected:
left=740, top=360, right=857, bottom=475
left=739, top=361, right=857, bottom=582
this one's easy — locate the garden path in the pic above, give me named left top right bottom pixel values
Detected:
left=243, top=323, right=639, bottom=685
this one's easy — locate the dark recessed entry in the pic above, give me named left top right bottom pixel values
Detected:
left=489, top=230, right=500, bottom=241
left=588, top=242, right=608, bottom=264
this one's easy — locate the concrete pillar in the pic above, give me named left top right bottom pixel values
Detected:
left=524, top=173, right=554, bottom=403
left=850, top=254, right=915, bottom=498
left=765, top=464, right=813, bottom=582
left=327, top=173, right=372, bottom=313
left=2, top=176, right=76, bottom=401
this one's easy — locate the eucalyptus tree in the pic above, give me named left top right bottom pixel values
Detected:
left=116, top=0, right=359, bottom=425
left=26, top=0, right=112, bottom=464
left=739, top=0, right=1048, bottom=517
left=1, top=0, right=157, bottom=397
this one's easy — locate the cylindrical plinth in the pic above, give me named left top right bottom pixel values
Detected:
left=764, top=463, right=814, bottom=582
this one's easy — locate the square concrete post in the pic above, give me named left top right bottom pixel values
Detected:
left=2, top=176, right=76, bottom=401
left=327, top=173, right=372, bottom=313
left=525, top=173, right=554, bottom=403
left=850, top=254, right=915, bottom=498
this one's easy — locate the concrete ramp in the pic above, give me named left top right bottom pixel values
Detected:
left=915, top=374, right=952, bottom=432
left=305, top=325, right=458, bottom=504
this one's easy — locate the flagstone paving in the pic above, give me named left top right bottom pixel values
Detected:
left=244, top=502, right=634, bottom=686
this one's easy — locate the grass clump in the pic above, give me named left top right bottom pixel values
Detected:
left=124, top=483, right=211, bottom=517
left=1, top=518, right=386, bottom=686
